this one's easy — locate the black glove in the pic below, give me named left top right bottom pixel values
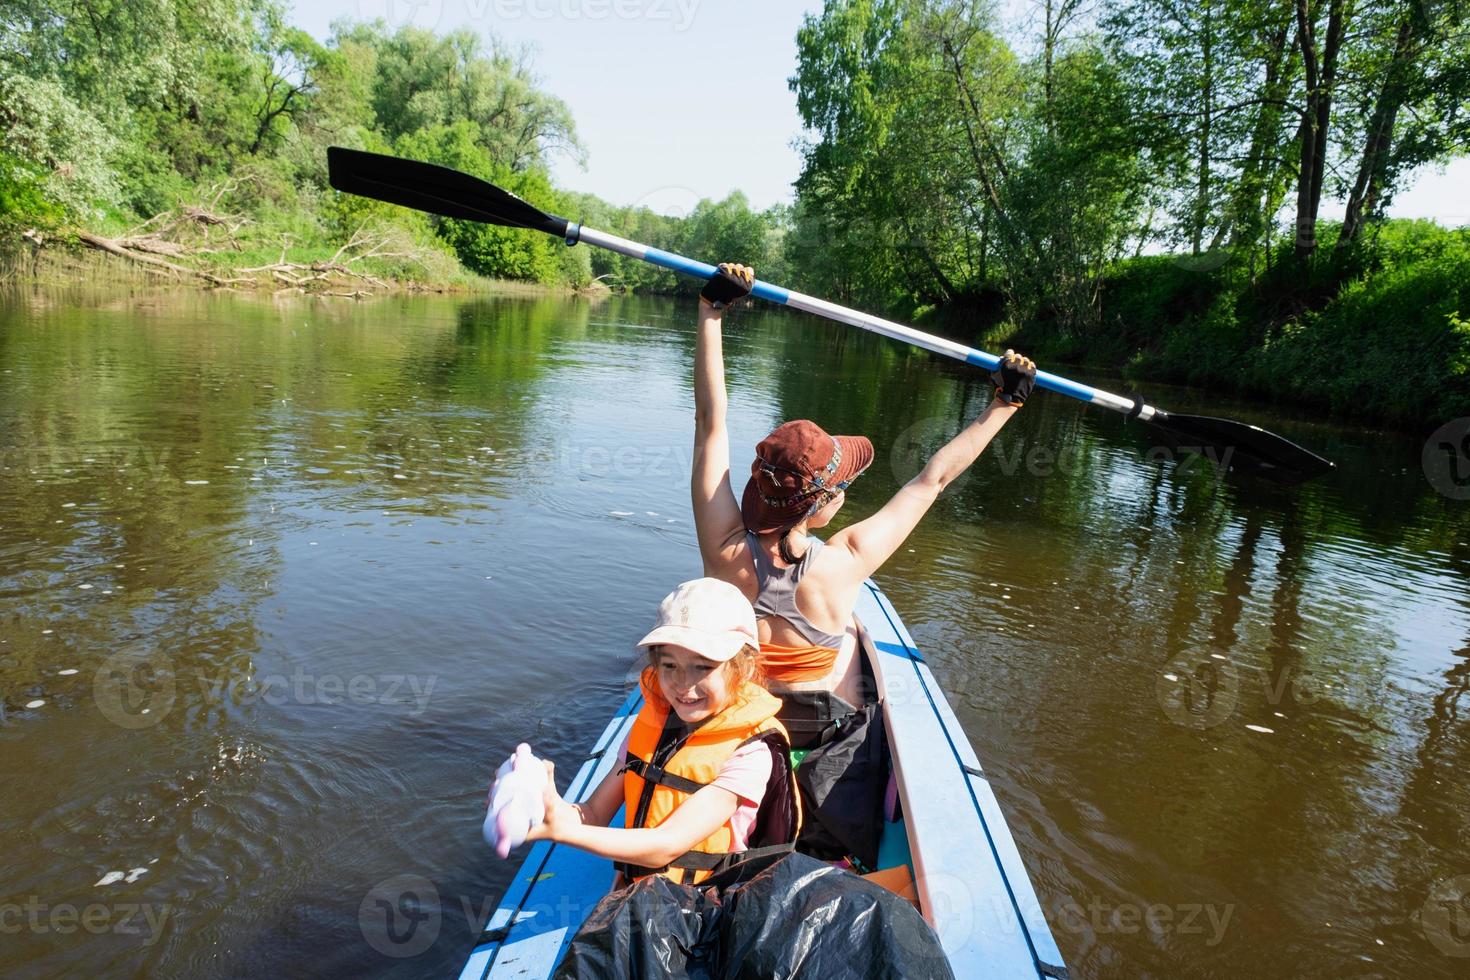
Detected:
left=700, top=262, right=754, bottom=310
left=990, top=349, right=1037, bottom=406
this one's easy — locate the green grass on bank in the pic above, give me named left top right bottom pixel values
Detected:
left=991, top=220, right=1470, bottom=429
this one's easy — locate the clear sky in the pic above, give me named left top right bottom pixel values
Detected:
left=292, top=0, right=1469, bottom=224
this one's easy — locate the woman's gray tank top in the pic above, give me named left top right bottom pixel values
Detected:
left=746, top=532, right=848, bottom=650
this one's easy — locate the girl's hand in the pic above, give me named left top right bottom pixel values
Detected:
left=524, top=760, right=581, bottom=843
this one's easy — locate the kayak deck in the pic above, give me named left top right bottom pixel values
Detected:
left=458, top=579, right=1067, bottom=979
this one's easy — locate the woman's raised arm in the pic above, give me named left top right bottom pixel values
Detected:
left=691, top=264, right=756, bottom=588
left=830, top=351, right=1037, bottom=583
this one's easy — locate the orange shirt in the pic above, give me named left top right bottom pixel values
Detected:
left=759, top=640, right=839, bottom=684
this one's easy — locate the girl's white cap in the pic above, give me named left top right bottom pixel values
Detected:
left=636, top=578, right=759, bottom=663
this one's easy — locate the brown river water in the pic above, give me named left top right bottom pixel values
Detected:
left=1, top=288, right=1468, bottom=979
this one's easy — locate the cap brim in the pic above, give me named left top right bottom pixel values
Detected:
left=635, top=624, right=745, bottom=663
left=832, top=434, right=874, bottom=484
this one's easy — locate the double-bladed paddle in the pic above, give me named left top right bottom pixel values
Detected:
left=327, top=146, right=1335, bottom=484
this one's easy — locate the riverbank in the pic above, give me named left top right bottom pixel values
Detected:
left=0, top=13, right=786, bottom=304
left=0, top=238, right=611, bottom=300
left=937, top=221, right=1470, bottom=432
left=12, top=214, right=1464, bottom=435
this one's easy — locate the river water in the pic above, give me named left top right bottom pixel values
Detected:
left=1, top=288, right=1467, bottom=979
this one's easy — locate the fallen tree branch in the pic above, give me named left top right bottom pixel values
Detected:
left=76, top=231, right=252, bottom=286
left=125, top=178, right=248, bottom=248
left=71, top=216, right=432, bottom=294
left=114, top=235, right=191, bottom=257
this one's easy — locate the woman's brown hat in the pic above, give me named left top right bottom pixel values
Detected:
left=740, top=420, right=874, bottom=534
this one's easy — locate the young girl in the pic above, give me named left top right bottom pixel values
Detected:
left=524, top=578, right=799, bottom=885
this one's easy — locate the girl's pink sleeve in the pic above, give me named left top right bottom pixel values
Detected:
left=709, top=741, right=773, bottom=805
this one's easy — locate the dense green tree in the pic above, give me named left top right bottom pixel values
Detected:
left=789, top=0, right=1018, bottom=312
left=1105, top=0, right=1291, bottom=257
left=790, top=0, right=1146, bottom=331
left=0, top=74, right=119, bottom=216
left=1105, top=0, right=1470, bottom=267
left=1, top=0, right=267, bottom=213
left=394, top=122, right=566, bottom=283
left=0, top=151, right=64, bottom=235
left=0, top=0, right=262, bottom=114
left=331, top=22, right=583, bottom=173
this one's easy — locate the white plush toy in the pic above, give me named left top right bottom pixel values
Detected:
left=483, top=742, right=548, bottom=858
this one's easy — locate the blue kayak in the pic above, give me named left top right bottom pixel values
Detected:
left=458, top=578, right=1068, bottom=978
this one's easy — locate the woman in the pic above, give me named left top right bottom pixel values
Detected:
left=691, top=262, right=1036, bottom=739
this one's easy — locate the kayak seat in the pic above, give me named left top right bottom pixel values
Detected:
left=862, top=864, right=919, bottom=910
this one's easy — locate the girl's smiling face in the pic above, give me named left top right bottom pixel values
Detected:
left=654, top=644, right=733, bottom=724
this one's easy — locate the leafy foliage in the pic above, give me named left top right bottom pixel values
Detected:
left=0, top=151, right=64, bottom=235
left=790, top=0, right=1470, bottom=424
left=0, top=2, right=781, bottom=291
left=1112, top=222, right=1470, bottom=425
left=0, top=73, right=120, bottom=217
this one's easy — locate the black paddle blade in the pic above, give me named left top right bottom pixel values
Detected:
left=326, top=146, right=570, bottom=238
left=1144, top=411, right=1335, bottom=484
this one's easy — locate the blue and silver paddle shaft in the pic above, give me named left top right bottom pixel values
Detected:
left=573, top=224, right=1149, bottom=418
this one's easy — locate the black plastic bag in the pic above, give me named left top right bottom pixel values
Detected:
left=555, top=852, right=954, bottom=980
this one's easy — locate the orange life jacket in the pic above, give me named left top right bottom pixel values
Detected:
left=618, top=668, right=801, bottom=885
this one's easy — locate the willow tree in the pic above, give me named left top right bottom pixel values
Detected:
left=331, top=23, right=584, bottom=174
